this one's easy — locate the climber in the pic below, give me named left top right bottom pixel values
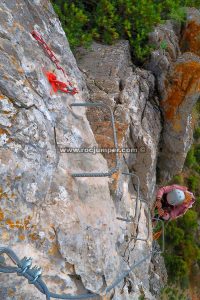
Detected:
left=155, top=184, right=195, bottom=221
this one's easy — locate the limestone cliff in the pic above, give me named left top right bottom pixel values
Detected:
left=0, top=1, right=199, bottom=300
left=147, top=9, right=200, bottom=183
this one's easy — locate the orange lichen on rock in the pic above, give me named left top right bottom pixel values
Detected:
left=8, top=289, right=15, bottom=297
left=5, top=219, right=17, bottom=229
left=92, top=121, right=128, bottom=146
left=28, top=232, right=39, bottom=241
left=162, top=61, right=200, bottom=129
left=91, top=121, right=128, bottom=167
left=181, top=21, right=200, bottom=56
left=0, top=208, right=4, bottom=221
left=1, top=215, right=32, bottom=230
left=0, top=128, right=11, bottom=143
left=10, top=55, right=24, bottom=75
left=0, top=187, right=8, bottom=200
left=111, top=170, right=121, bottom=191
left=0, top=128, right=9, bottom=136
left=18, top=234, right=25, bottom=241
left=2, top=231, right=10, bottom=241
left=48, top=243, right=60, bottom=256
left=24, top=215, right=32, bottom=229
left=91, top=121, right=128, bottom=191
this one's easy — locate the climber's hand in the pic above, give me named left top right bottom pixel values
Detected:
left=156, top=198, right=162, bottom=208
left=162, top=212, right=170, bottom=221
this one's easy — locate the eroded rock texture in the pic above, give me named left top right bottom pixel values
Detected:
left=76, top=40, right=163, bottom=299
left=76, top=41, right=162, bottom=203
left=1, top=1, right=199, bottom=299
left=0, top=1, right=158, bottom=299
left=0, top=0, right=118, bottom=298
left=148, top=9, right=200, bottom=183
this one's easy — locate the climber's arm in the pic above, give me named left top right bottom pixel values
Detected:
left=156, top=185, right=187, bottom=200
left=156, top=185, right=175, bottom=200
left=170, top=203, right=190, bottom=220
left=172, top=184, right=188, bottom=192
left=156, top=186, right=175, bottom=217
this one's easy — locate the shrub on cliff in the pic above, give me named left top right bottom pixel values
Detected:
left=164, top=253, right=189, bottom=282
left=52, top=0, right=200, bottom=62
left=185, top=147, right=196, bottom=167
left=163, top=208, right=200, bottom=287
left=187, top=173, right=200, bottom=193
left=194, top=127, right=200, bottom=139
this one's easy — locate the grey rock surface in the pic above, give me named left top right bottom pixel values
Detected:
left=1, top=1, right=199, bottom=300
left=158, top=53, right=200, bottom=182
left=147, top=14, right=200, bottom=183
left=0, top=1, right=156, bottom=299
left=76, top=41, right=162, bottom=299
left=0, top=0, right=118, bottom=298
left=76, top=41, right=162, bottom=203
left=149, top=242, right=168, bottom=297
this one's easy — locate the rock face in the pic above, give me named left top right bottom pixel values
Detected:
left=76, top=42, right=164, bottom=299
left=1, top=1, right=199, bottom=300
left=0, top=0, right=119, bottom=298
left=181, top=8, right=200, bottom=57
left=149, top=242, right=168, bottom=297
left=76, top=41, right=162, bottom=203
left=0, top=1, right=160, bottom=299
left=147, top=9, right=200, bottom=183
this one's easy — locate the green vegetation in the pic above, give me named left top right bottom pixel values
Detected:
left=186, top=145, right=200, bottom=173
left=194, top=127, right=200, bottom=139
left=163, top=211, right=200, bottom=283
left=160, top=285, right=189, bottom=300
left=172, top=174, right=185, bottom=185
left=51, top=0, right=200, bottom=62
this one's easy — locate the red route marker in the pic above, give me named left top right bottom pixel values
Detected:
left=31, top=30, right=78, bottom=96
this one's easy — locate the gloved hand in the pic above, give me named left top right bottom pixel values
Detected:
left=162, top=212, right=170, bottom=220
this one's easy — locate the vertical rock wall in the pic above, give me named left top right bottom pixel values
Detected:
left=148, top=9, right=200, bottom=183
left=76, top=41, right=162, bottom=299
left=76, top=42, right=161, bottom=203
left=0, top=1, right=158, bottom=299
left=1, top=1, right=199, bottom=300
left=0, top=0, right=119, bottom=298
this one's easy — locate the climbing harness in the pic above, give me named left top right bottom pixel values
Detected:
left=31, top=30, right=78, bottom=95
